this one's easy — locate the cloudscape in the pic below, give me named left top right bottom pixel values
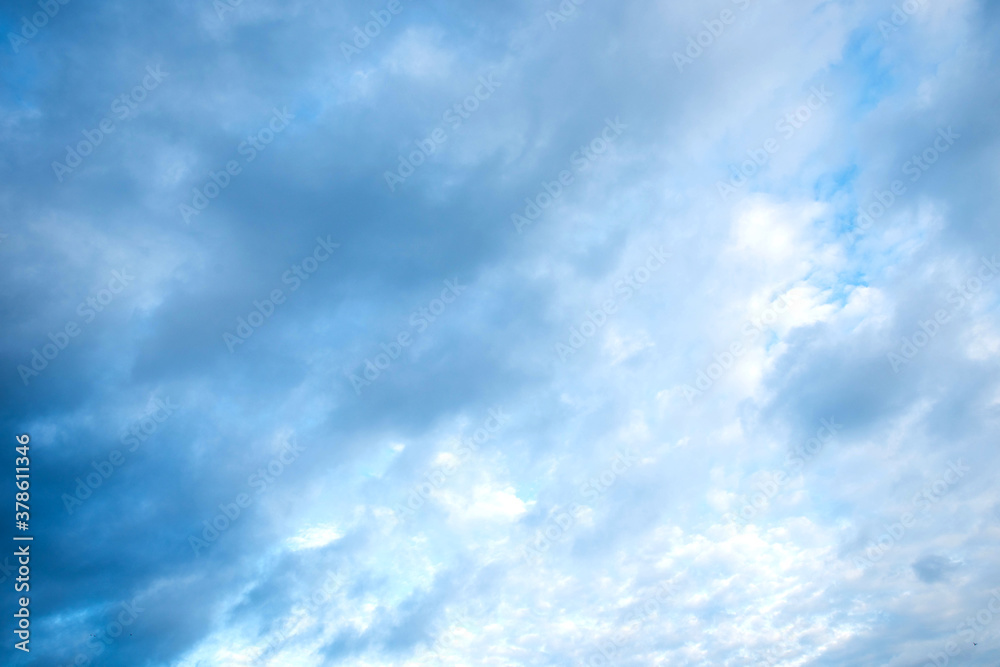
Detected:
left=2, top=0, right=1000, bottom=665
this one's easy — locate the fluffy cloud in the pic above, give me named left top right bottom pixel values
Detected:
left=2, top=0, right=999, bottom=665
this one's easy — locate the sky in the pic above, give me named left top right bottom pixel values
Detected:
left=2, top=0, right=1000, bottom=665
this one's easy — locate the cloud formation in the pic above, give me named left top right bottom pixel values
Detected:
left=2, top=0, right=999, bottom=665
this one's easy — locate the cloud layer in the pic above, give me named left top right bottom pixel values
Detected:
left=2, top=0, right=1000, bottom=664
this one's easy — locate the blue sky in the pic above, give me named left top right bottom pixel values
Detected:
left=2, top=0, right=1000, bottom=665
